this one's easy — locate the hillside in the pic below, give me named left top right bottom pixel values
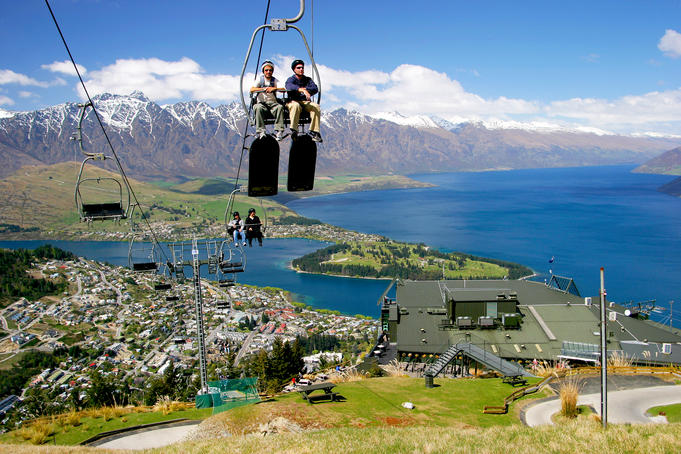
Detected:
left=2, top=92, right=680, bottom=181
left=633, top=146, right=681, bottom=175
left=0, top=162, right=297, bottom=237
left=291, top=241, right=532, bottom=280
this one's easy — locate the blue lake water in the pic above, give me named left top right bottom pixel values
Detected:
left=3, top=165, right=680, bottom=323
left=290, top=165, right=681, bottom=325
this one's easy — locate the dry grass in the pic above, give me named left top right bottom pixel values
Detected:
left=608, top=351, right=633, bottom=368
left=63, top=410, right=82, bottom=427
left=382, top=359, right=407, bottom=377
left=329, top=368, right=368, bottom=384
left=160, top=419, right=681, bottom=454
left=533, top=360, right=570, bottom=378
left=152, top=396, right=188, bottom=415
left=558, top=376, right=583, bottom=418
left=18, top=420, right=56, bottom=445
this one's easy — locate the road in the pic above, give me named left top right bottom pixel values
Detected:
left=524, top=384, right=681, bottom=426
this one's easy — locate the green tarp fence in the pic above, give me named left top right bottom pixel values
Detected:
left=194, top=377, right=261, bottom=414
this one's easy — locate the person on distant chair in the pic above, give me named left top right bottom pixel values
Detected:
left=285, top=59, right=322, bottom=142
left=245, top=208, right=263, bottom=247
left=227, top=211, right=246, bottom=247
left=250, top=60, right=286, bottom=141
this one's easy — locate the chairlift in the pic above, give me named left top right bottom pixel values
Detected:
left=223, top=186, right=269, bottom=246
left=218, top=239, right=246, bottom=274
left=239, top=0, right=321, bottom=196
left=72, top=102, right=132, bottom=223
left=127, top=205, right=161, bottom=273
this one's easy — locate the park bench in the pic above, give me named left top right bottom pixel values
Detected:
left=502, top=375, right=528, bottom=387
left=298, top=382, right=338, bottom=404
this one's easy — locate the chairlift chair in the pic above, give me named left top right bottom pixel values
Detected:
left=239, top=0, right=321, bottom=196
left=72, top=102, right=132, bottom=223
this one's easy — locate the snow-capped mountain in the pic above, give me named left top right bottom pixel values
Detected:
left=1, top=92, right=680, bottom=180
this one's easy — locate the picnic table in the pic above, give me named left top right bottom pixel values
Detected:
left=298, top=382, right=338, bottom=404
left=502, top=375, right=528, bottom=387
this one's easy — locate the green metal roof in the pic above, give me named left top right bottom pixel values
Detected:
left=389, top=279, right=681, bottom=365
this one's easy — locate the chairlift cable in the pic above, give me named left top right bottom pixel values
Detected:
left=227, top=0, right=272, bottom=219
left=45, top=0, right=169, bottom=264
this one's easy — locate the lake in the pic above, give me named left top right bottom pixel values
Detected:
left=3, top=165, right=680, bottom=324
left=290, top=165, right=681, bottom=324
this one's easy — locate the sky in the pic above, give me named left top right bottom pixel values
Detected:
left=1, top=0, right=680, bottom=135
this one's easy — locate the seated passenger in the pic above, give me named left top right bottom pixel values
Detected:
left=250, top=60, right=286, bottom=141
left=285, top=59, right=322, bottom=142
left=227, top=211, right=246, bottom=246
left=244, top=207, right=263, bottom=247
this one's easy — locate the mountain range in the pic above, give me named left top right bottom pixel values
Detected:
left=1, top=92, right=681, bottom=181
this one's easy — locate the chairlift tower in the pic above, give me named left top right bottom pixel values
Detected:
left=168, top=237, right=212, bottom=395
left=191, top=238, right=209, bottom=395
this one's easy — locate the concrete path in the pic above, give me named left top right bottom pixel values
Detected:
left=524, top=384, right=681, bottom=426
left=95, top=424, right=198, bottom=450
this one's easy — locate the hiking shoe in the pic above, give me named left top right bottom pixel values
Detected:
left=289, top=129, right=298, bottom=140
left=243, top=241, right=247, bottom=246
left=275, top=130, right=285, bottom=141
left=256, top=131, right=266, bottom=140
left=309, top=131, right=323, bottom=143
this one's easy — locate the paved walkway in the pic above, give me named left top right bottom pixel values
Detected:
left=96, top=423, right=198, bottom=450
left=524, top=384, right=681, bottom=426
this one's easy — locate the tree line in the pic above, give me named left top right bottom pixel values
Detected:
left=0, top=245, right=75, bottom=305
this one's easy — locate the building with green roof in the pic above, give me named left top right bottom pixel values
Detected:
left=378, top=277, right=681, bottom=368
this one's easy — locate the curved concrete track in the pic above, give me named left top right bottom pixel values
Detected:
left=524, top=384, right=681, bottom=426
left=95, top=423, right=199, bottom=450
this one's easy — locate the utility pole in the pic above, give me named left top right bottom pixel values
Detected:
left=600, top=267, right=607, bottom=428
left=670, top=300, right=674, bottom=329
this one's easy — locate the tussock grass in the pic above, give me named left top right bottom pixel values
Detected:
left=558, top=376, right=583, bottom=418
left=21, top=420, right=56, bottom=445
left=329, top=368, right=368, bottom=383
left=153, top=396, right=188, bottom=415
left=382, top=359, right=407, bottom=377
left=608, top=351, right=633, bottom=368
left=533, top=360, right=569, bottom=378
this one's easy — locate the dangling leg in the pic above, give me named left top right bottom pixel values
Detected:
left=287, top=101, right=302, bottom=139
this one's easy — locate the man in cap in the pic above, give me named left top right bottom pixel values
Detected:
left=250, top=60, right=286, bottom=141
left=285, top=59, right=322, bottom=142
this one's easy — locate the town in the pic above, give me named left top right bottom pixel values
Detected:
left=0, top=251, right=379, bottom=428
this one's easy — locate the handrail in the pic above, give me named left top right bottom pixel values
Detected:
left=483, top=364, right=681, bottom=414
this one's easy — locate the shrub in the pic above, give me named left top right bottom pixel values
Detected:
left=559, top=377, right=582, bottom=418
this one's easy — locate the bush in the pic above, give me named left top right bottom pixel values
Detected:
left=559, top=377, right=582, bottom=418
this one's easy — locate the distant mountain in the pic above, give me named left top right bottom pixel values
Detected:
left=633, top=146, right=681, bottom=176
left=658, top=176, right=681, bottom=197
left=2, top=92, right=680, bottom=181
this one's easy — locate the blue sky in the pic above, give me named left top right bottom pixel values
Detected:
left=1, top=0, right=680, bottom=135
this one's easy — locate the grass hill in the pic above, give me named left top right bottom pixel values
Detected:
left=3, top=376, right=681, bottom=453
left=0, top=162, right=299, bottom=237
left=0, top=163, right=433, bottom=239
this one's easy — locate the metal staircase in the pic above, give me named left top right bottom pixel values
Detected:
left=425, top=342, right=534, bottom=386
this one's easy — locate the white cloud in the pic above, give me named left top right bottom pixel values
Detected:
left=0, top=95, right=14, bottom=106
left=40, top=54, right=679, bottom=135
left=18, top=91, right=36, bottom=98
left=328, top=64, right=538, bottom=122
left=41, top=60, right=87, bottom=76
left=658, top=29, right=681, bottom=58
left=81, top=57, right=242, bottom=102
left=0, top=69, right=49, bottom=87
left=546, top=88, right=681, bottom=132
